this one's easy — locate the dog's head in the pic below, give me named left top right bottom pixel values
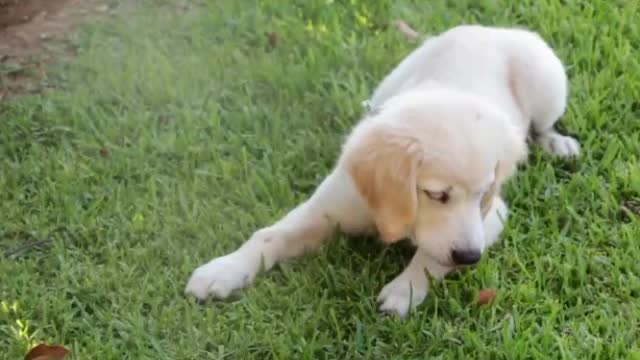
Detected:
left=341, top=89, right=527, bottom=267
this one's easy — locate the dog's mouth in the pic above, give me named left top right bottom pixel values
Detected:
left=426, top=252, right=481, bottom=270
left=421, top=251, right=456, bottom=270
left=411, top=233, right=484, bottom=269
left=410, top=234, right=454, bottom=268
left=437, top=257, right=455, bottom=268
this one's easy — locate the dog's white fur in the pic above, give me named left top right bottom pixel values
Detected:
left=185, top=25, right=580, bottom=318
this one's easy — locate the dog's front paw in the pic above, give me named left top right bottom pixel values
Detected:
left=377, top=274, right=428, bottom=319
left=538, top=132, right=580, bottom=157
left=185, top=254, right=253, bottom=301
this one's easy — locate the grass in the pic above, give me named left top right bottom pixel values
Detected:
left=1, top=0, right=640, bottom=358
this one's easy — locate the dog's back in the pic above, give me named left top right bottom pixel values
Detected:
left=368, top=25, right=568, bottom=137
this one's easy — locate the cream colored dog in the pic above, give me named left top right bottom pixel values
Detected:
left=185, top=25, right=580, bottom=318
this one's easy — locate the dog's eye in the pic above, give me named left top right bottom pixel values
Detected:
left=424, top=190, right=450, bottom=204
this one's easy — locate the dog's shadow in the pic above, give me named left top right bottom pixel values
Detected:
left=192, top=235, right=479, bottom=321
left=263, top=235, right=408, bottom=289
left=263, top=234, right=467, bottom=304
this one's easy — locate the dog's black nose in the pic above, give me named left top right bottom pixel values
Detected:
left=451, top=249, right=482, bottom=265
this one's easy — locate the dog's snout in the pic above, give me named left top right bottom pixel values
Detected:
left=451, top=249, right=482, bottom=265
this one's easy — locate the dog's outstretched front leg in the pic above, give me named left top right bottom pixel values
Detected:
left=185, top=169, right=372, bottom=301
left=377, top=251, right=453, bottom=318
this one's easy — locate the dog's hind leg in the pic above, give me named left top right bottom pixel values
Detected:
left=509, top=48, right=581, bottom=157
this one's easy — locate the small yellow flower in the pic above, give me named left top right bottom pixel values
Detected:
left=132, top=213, right=145, bottom=227
left=355, top=12, right=368, bottom=26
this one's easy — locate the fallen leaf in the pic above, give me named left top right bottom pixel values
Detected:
left=267, top=31, right=278, bottom=49
left=395, top=20, right=419, bottom=40
left=24, top=344, right=70, bottom=360
left=158, top=115, right=173, bottom=125
left=477, top=288, right=497, bottom=305
left=100, top=147, right=109, bottom=158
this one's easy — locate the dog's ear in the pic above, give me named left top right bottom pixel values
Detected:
left=481, top=123, right=528, bottom=217
left=480, top=162, right=499, bottom=218
left=496, top=122, right=528, bottom=184
left=341, top=121, right=422, bottom=243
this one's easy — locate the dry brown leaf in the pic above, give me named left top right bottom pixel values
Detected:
left=267, top=31, right=278, bottom=49
left=24, top=344, right=71, bottom=360
left=158, top=115, right=173, bottom=125
left=99, top=146, right=109, bottom=158
left=477, top=288, right=497, bottom=305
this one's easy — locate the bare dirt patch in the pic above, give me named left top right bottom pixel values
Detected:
left=0, top=0, right=105, bottom=100
left=0, top=0, right=68, bottom=30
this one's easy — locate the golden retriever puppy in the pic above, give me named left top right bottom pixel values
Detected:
left=185, top=25, right=580, bottom=318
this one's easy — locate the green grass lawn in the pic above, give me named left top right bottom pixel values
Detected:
left=2, top=0, right=640, bottom=358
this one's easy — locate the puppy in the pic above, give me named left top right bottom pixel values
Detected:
left=185, top=25, right=580, bottom=318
